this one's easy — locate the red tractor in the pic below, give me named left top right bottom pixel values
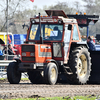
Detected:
left=7, top=10, right=91, bottom=85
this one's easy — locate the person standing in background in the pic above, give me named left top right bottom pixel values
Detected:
left=87, top=36, right=96, bottom=51
left=8, top=44, right=15, bottom=55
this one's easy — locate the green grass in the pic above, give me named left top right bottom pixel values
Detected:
left=0, top=78, right=29, bottom=81
left=0, top=78, right=6, bottom=80
left=1, top=95, right=99, bottom=100
left=21, top=78, right=29, bottom=81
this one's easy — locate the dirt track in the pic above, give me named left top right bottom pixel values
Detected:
left=0, top=80, right=100, bottom=99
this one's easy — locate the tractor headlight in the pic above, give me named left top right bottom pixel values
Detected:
left=30, top=53, right=34, bottom=56
left=22, top=52, right=26, bottom=56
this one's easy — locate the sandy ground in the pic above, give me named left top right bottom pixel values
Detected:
left=0, top=80, right=100, bottom=99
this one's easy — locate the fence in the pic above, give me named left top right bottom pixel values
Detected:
left=0, top=57, right=16, bottom=78
left=0, top=58, right=28, bottom=78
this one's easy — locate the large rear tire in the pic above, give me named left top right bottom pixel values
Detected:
left=7, top=62, right=21, bottom=84
left=27, top=71, right=43, bottom=84
left=44, top=62, right=58, bottom=85
left=66, top=46, right=91, bottom=84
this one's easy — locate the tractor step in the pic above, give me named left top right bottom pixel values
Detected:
left=64, top=66, right=73, bottom=75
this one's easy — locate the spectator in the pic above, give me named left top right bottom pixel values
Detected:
left=8, top=44, right=14, bottom=55
left=2, top=47, right=7, bottom=54
left=87, top=36, right=96, bottom=51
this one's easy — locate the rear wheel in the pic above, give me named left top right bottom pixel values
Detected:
left=27, top=71, right=43, bottom=84
left=44, top=62, right=58, bottom=85
left=7, top=62, right=21, bottom=84
left=66, top=46, right=91, bottom=84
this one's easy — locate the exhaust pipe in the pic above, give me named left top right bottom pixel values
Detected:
left=39, top=13, right=43, bottom=44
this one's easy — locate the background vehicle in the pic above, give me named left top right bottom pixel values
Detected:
left=0, top=32, right=26, bottom=54
left=7, top=10, right=92, bottom=85
left=0, top=32, right=12, bottom=58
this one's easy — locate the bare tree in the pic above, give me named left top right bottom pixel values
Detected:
left=74, top=1, right=83, bottom=13
left=82, top=0, right=100, bottom=36
left=82, top=0, right=97, bottom=14
left=0, top=0, right=28, bottom=32
left=48, top=2, right=75, bottom=14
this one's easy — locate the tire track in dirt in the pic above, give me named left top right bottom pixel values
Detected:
left=0, top=81, right=100, bottom=99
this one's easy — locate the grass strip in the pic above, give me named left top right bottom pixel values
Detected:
left=1, top=95, right=99, bottom=100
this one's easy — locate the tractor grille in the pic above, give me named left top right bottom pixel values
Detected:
left=22, top=57, right=35, bottom=61
left=22, top=45, right=35, bottom=62
left=22, top=45, right=35, bottom=52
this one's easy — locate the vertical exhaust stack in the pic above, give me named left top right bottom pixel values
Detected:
left=39, top=13, right=43, bottom=44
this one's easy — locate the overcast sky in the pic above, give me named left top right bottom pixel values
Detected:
left=27, top=0, right=84, bottom=9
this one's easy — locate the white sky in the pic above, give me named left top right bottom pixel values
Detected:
left=27, top=0, right=84, bottom=9
left=0, top=0, right=85, bottom=16
left=0, top=0, right=85, bottom=12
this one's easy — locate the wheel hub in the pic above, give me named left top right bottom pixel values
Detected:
left=77, top=54, right=87, bottom=78
left=51, top=67, right=56, bottom=81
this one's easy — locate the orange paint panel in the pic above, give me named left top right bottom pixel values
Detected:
left=40, top=48, right=51, bottom=52
left=35, top=44, right=52, bottom=63
left=35, top=45, right=39, bottom=59
left=36, top=57, right=52, bottom=63
left=40, top=45, right=51, bottom=52
left=21, top=44, right=52, bottom=63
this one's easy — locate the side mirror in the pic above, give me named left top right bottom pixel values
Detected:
left=68, top=24, right=72, bottom=30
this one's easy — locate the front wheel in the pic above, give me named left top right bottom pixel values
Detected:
left=44, top=62, right=58, bottom=85
left=7, top=62, right=21, bottom=84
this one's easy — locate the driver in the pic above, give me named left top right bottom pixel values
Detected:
left=53, top=26, right=62, bottom=39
